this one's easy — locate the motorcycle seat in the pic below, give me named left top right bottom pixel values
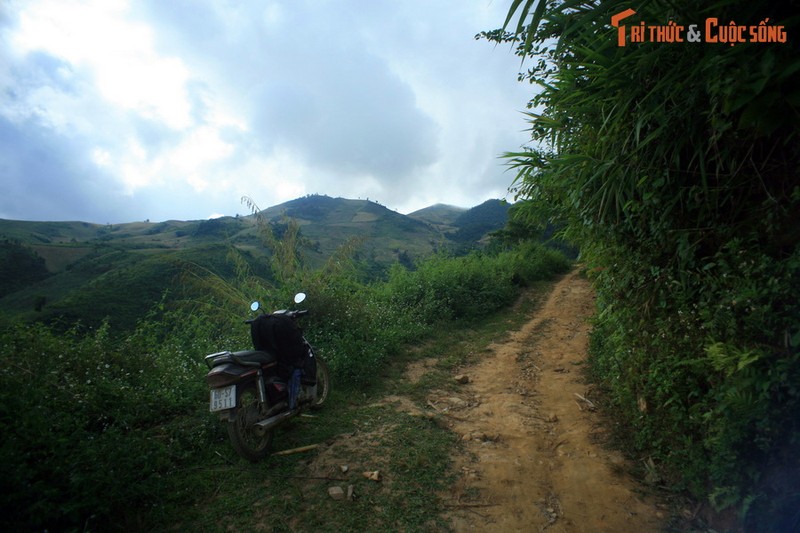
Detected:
left=231, top=350, right=277, bottom=366
left=206, top=350, right=278, bottom=368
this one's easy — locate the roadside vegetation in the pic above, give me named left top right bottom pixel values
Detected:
left=0, top=231, right=569, bottom=531
left=488, top=0, right=799, bottom=529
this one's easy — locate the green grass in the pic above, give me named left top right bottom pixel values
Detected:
left=138, top=392, right=455, bottom=532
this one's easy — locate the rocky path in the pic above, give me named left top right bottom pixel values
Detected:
left=441, top=270, right=665, bottom=532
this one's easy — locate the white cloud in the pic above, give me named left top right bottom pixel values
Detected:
left=12, top=0, right=193, bottom=129
left=0, top=0, right=533, bottom=223
left=168, top=126, right=235, bottom=191
left=91, top=147, right=112, bottom=167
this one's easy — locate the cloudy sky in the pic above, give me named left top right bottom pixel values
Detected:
left=0, top=0, right=535, bottom=223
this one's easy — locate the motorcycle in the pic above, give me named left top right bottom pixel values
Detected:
left=204, top=292, right=330, bottom=461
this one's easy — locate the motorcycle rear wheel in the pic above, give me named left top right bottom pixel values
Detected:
left=311, top=357, right=330, bottom=410
left=227, top=384, right=273, bottom=462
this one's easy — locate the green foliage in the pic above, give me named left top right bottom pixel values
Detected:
left=489, top=200, right=580, bottom=259
left=492, top=0, right=800, bottom=527
left=384, top=244, right=569, bottom=323
left=25, top=243, right=265, bottom=334
left=448, top=199, right=510, bottom=244
left=42, top=252, right=182, bottom=331
left=243, top=195, right=310, bottom=284
left=0, top=239, right=50, bottom=297
left=284, top=243, right=568, bottom=386
left=296, top=272, right=410, bottom=387
left=192, top=216, right=244, bottom=239
left=0, top=236, right=569, bottom=530
left=0, top=312, right=227, bottom=531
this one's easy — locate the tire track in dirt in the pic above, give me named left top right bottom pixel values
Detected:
left=442, top=270, right=665, bottom=532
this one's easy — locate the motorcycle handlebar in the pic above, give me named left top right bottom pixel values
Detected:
left=245, top=309, right=308, bottom=324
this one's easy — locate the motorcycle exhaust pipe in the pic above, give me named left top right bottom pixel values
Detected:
left=254, top=408, right=299, bottom=432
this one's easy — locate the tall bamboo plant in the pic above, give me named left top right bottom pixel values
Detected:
left=490, top=0, right=800, bottom=527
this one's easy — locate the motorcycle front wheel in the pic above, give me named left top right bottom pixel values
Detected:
left=311, top=357, right=330, bottom=410
left=227, top=384, right=273, bottom=462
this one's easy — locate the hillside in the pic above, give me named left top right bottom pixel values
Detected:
left=450, top=199, right=510, bottom=244
left=0, top=195, right=510, bottom=330
left=257, top=195, right=447, bottom=271
left=407, top=203, right=467, bottom=231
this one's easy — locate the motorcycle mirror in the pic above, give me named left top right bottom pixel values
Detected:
left=250, top=301, right=261, bottom=312
left=294, top=292, right=306, bottom=304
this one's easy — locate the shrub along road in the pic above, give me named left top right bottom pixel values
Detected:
left=437, top=270, right=665, bottom=531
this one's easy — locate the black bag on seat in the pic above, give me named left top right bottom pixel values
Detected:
left=250, top=314, right=307, bottom=376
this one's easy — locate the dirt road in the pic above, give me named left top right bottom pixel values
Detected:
left=439, top=270, right=665, bottom=532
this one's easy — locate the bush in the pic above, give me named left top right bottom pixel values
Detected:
left=587, top=240, right=800, bottom=526
left=383, top=244, right=569, bottom=324
left=0, top=312, right=222, bottom=531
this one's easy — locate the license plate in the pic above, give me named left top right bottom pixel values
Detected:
left=210, top=385, right=236, bottom=412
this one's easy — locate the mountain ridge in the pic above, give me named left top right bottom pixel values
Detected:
left=0, top=195, right=511, bottom=330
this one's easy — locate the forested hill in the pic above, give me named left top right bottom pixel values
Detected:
left=450, top=199, right=510, bottom=243
left=0, top=195, right=510, bottom=330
